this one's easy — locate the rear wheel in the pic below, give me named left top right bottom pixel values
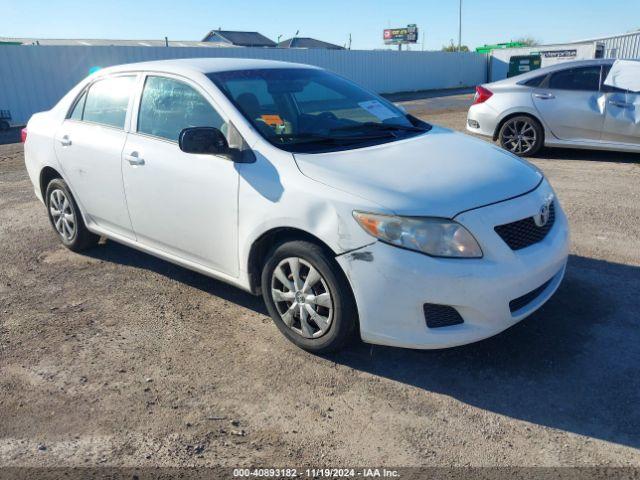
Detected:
left=45, top=178, right=99, bottom=252
left=498, top=115, right=543, bottom=156
left=261, top=241, right=357, bottom=353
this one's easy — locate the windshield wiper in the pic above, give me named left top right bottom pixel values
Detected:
left=274, top=131, right=395, bottom=145
left=330, top=122, right=429, bottom=134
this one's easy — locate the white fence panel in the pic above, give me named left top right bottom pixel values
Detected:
left=0, top=45, right=487, bottom=124
left=601, top=32, right=640, bottom=59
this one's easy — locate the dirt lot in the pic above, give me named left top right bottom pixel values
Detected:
left=1, top=98, right=640, bottom=471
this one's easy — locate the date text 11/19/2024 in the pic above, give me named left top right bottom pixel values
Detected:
left=232, top=468, right=400, bottom=477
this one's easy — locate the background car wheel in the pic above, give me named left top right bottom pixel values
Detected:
left=261, top=240, right=358, bottom=353
left=45, top=178, right=99, bottom=252
left=498, top=115, right=544, bottom=157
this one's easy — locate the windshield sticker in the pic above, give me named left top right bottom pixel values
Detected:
left=357, top=100, right=397, bottom=121
left=261, top=114, right=284, bottom=126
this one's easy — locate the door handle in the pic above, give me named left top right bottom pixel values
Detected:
left=534, top=93, right=555, bottom=100
left=608, top=99, right=633, bottom=109
left=59, top=135, right=72, bottom=146
left=124, top=152, right=145, bottom=166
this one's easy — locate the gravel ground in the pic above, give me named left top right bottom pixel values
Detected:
left=1, top=101, right=639, bottom=471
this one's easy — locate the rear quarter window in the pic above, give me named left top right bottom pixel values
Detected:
left=522, top=75, right=546, bottom=88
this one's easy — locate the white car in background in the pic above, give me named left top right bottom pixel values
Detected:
left=467, top=59, right=640, bottom=156
left=23, top=58, right=569, bottom=352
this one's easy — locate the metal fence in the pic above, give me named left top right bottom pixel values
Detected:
left=0, top=45, right=487, bottom=124
left=599, top=32, right=640, bottom=59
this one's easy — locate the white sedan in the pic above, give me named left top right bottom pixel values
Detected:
left=23, top=58, right=569, bottom=352
left=467, top=59, right=640, bottom=156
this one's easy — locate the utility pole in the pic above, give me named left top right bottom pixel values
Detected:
left=458, top=0, right=463, bottom=52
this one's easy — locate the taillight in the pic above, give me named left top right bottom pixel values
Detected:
left=473, top=86, right=493, bottom=105
left=21, top=128, right=27, bottom=143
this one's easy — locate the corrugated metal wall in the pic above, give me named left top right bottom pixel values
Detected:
left=0, top=45, right=487, bottom=124
left=489, top=43, right=600, bottom=82
left=600, top=32, right=640, bottom=59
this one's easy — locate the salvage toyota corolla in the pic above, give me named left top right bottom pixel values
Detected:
left=23, top=58, right=570, bottom=352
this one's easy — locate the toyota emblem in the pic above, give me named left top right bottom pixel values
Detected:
left=534, top=201, right=552, bottom=227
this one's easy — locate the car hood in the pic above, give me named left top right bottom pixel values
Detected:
left=293, top=126, right=543, bottom=218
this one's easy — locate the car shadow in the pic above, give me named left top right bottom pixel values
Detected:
left=533, top=147, right=640, bottom=163
left=83, top=243, right=640, bottom=449
left=326, top=254, right=640, bottom=450
left=84, top=241, right=267, bottom=315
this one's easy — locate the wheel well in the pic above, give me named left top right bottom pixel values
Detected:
left=247, top=227, right=336, bottom=294
left=39, top=166, right=62, bottom=200
left=493, top=112, right=544, bottom=142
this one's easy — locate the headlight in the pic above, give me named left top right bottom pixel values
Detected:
left=353, top=211, right=483, bottom=258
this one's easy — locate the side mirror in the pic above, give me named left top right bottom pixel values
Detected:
left=179, top=127, right=229, bottom=155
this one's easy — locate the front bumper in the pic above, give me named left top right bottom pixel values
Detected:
left=337, top=181, right=570, bottom=349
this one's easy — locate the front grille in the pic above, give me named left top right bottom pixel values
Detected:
left=423, top=304, right=464, bottom=329
left=495, top=202, right=556, bottom=250
left=509, top=278, right=553, bottom=314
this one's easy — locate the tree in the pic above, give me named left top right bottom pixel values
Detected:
left=514, top=36, right=540, bottom=46
left=442, top=40, right=469, bottom=52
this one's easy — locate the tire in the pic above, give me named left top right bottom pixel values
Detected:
left=45, top=178, right=99, bottom=252
left=261, top=240, right=358, bottom=353
left=498, top=115, right=544, bottom=157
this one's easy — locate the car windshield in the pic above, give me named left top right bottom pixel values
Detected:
left=207, top=68, right=430, bottom=153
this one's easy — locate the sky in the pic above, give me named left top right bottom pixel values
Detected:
left=3, top=0, right=639, bottom=51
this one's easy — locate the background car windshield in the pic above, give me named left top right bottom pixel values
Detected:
left=207, top=68, right=426, bottom=152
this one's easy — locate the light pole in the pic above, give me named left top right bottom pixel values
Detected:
left=458, top=0, right=463, bottom=52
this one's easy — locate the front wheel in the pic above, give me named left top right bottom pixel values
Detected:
left=498, top=115, right=544, bottom=157
left=261, top=241, right=358, bottom=353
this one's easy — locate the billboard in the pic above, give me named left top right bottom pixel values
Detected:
left=383, top=24, right=418, bottom=45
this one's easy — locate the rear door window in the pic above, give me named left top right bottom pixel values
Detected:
left=82, top=76, right=136, bottom=129
left=137, top=76, right=225, bottom=142
left=547, top=66, right=602, bottom=91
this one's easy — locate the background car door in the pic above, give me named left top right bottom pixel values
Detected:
left=54, top=75, right=137, bottom=239
left=532, top=65, right=606, bottom=142
left=600, top=65, right=640, bottom=145
left=122, top=75, right=239, bottom=276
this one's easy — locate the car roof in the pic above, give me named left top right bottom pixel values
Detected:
left=489, top=58, right=617, bottom=86
left=95, top=57, right=319, bottom=77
